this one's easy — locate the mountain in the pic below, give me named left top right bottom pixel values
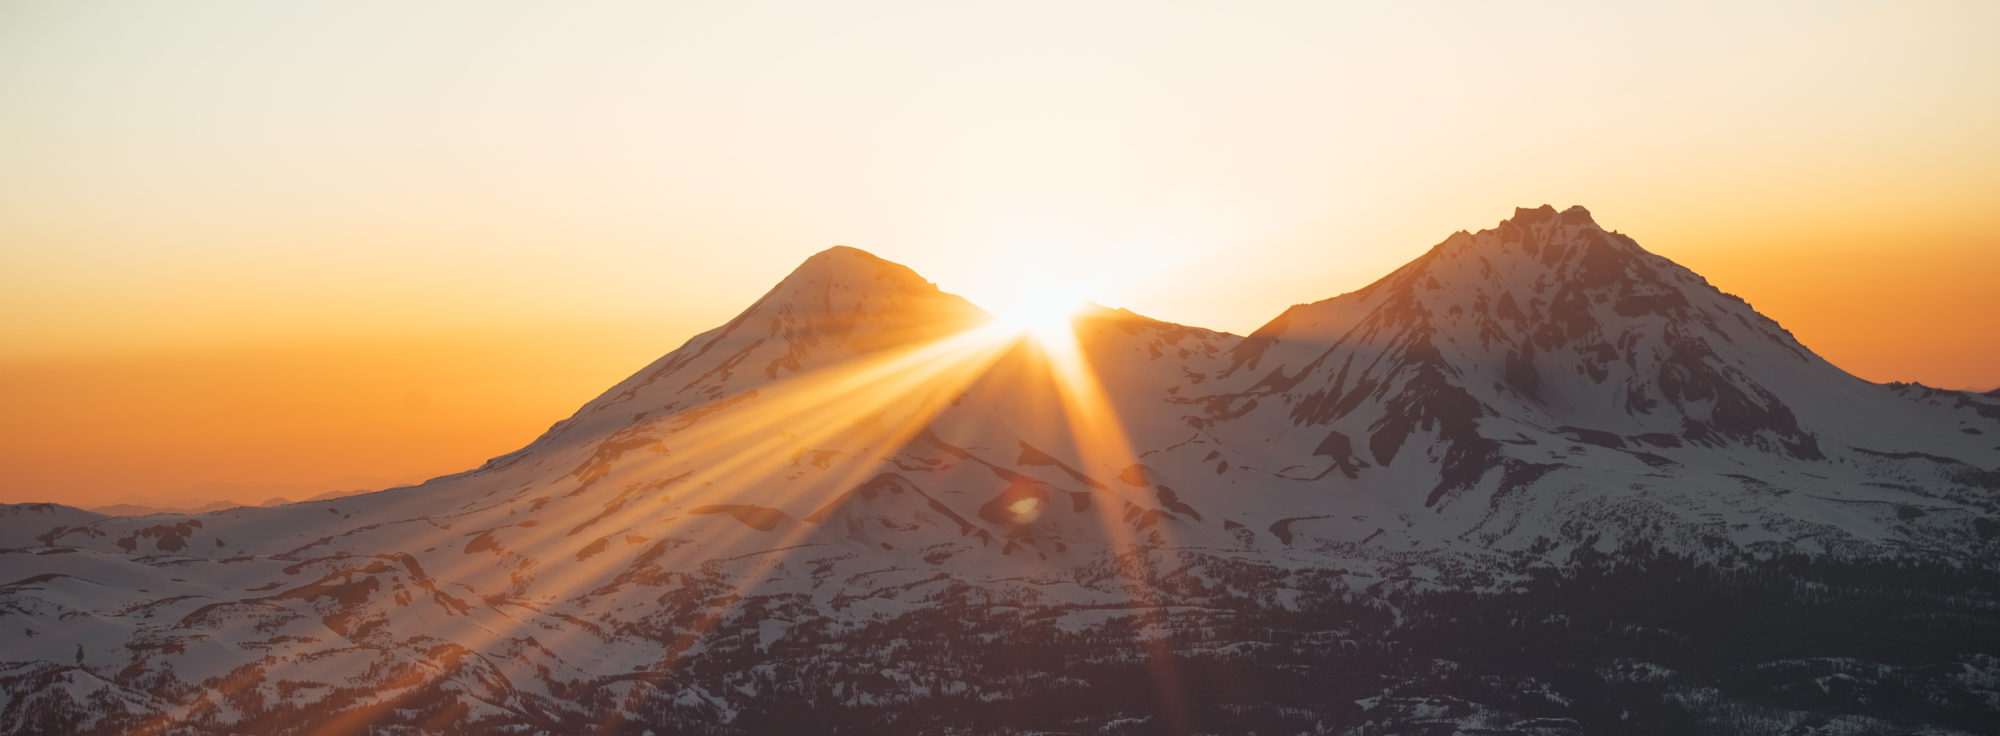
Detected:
left=1191, top=205, right=1999, bottom=557
left=3, top=208, right=1997, bottom=735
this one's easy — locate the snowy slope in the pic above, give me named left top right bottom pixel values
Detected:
left=2, top=207, right=1995, bottom=734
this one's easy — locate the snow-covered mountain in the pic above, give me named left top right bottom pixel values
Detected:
left=3, top=208, right=1995, bottom=734
left=1188, top=205, right=2000, bottom=557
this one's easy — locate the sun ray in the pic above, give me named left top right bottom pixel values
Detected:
left=1032, top=315, right=1196, bottom=732
left=214, top=292, right=1204, bottom=732
left=569, top=326, right=1023, bottom=731
left=217, top=320, right=1033, bottom=736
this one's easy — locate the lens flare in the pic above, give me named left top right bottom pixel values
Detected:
left=1007, top=497, right=1042, bottom=522
left=987, top=277, right=1090, bottom=346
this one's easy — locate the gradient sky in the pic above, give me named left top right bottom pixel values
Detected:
left=3, top=1, right=1997, bottom=506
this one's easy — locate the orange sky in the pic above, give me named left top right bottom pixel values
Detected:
left=3, top=1, right=1997, bottom=506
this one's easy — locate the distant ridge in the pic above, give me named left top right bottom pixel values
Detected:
left=84, top=488, right=375, bottom=517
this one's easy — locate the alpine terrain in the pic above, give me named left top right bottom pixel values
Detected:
left=4, top=206, right=1998, bottom=735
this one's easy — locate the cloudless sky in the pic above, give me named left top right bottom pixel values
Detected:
left=3, top=0, right=1997, bottom=505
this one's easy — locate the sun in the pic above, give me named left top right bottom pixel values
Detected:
left=988, top=277, right=1090, bottom=346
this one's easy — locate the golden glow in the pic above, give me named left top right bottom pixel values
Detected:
left=16, top=5, right=1991, bottom=730
left=0, top=325, right=673, bottom=507
left=986, top=276, right=1092, bottom=347
left=4, top=2, right=1999, bottom=503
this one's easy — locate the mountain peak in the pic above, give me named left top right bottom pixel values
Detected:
left=1425, top=204, right=1632, bottom=271
left=724, top=246, right=982, bottom=362
left=1229, top=203, right=1832, bottom=501
left=1394, top=205, right=1746, bottom=330
left=1508, top=204, right=1558, bottom=224
left=1487, top=204, right=1608, bottom=246
left=1503, top=204, right=1595, bottom=227
left=777, top=245, right=939, bottom=296
left=800, top=244, right=886, bottom=267
left=498, top=244, right=988, bottom=457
